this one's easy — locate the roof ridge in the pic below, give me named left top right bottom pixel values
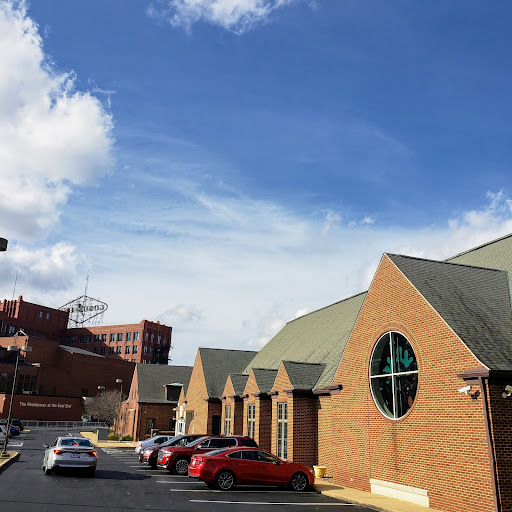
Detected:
left=286, top=291, right=368, bottom=325
left=387, top=252, right=507, bottom=273
left=199, top=347, right=257, bottom=353
left=444, top=232, right=512, bottom=261
left=283, top=360, right=326, bottom=367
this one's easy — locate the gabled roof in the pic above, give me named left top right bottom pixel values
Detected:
left=282, top=361, right=326, bottom=390
left=244, top=292, right=366, bottom=390
left=137, top=364, right=193, bottom=403
left=228, top=373, right=250, bottom=395
left=387, top=253, right=512, bottom=372
left=252, top=368, right=278, bottom=394
left=199, top=348, right=257, bottom=399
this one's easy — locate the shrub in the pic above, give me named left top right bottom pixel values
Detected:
left=122, top=435, right=133, bottom=441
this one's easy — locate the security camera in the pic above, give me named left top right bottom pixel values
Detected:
left=502, top=385, right=512, bottom=398
left=458, top=385, right=471, bottom=395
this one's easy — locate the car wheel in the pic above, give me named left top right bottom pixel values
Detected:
left=216, top=470, right=236, bottom=491
left=173, top=458, right=189, bottom=475
left=44, top=465, right=53, bottom=475
left=289, top=472, right=309, bottom=492
left=149, top=460, right=157, bottom=469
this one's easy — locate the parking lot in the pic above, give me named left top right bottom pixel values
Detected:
left=0, top=429, right=368, bottom=512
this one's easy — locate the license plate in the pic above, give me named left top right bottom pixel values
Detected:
left=71, top=453, right=80, bottom=458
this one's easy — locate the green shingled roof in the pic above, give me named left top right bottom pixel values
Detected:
left=137, top=364, right=193, bottom=403
left=228, top=373, right=250, bottom=395
left=199, top=348, right=257, bottom=399
left=252, top=368, right=278, bottom=394
left=446, top=232, right=512, bottom=282
left=282, top=361, right=326, bottom=390
left=388, top=254, right=512, bottom=372
left=244, top=292, right=366, bottom=390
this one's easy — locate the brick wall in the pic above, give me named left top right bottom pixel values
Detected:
left=327, top=254, right=494, bottom=512
left=292, top=393, right=318, bottom=467
left=184, top=351, right=209, bottom=434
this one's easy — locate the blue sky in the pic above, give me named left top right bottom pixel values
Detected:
left=1, top=0, right=512, bottom=365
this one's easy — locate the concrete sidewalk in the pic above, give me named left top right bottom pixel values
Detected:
left=315, top=479, right=443, bottom=512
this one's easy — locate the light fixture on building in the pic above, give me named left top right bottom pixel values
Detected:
left=0, top=238, right=7, bottom=252
left=502, top=385, right=512, bottom=399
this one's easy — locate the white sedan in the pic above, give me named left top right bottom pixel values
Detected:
left=135, top=434, right=175, bottom=454
left=43, top=437, right=97, bottom=476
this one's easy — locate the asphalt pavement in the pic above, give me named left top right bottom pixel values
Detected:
left=0, top=429, right=369, bottom=512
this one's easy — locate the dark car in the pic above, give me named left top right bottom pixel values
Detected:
left=188, top=447, right=315, bottom=491
left=140, top=434, right=204, bottom=468
left=0, top=420, right=21, bottom=436
left=157, top=436, right=258, bottom=475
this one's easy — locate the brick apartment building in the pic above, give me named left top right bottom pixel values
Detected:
left=175, top=233, right=512, bottom=512
left=0, top=296, right=171, bottom=365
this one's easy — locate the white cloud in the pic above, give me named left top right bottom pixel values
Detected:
left=0, top=241, right=81, bottom=294
left=156, top=304, right=204, bottom=326
left=0, top=0, right=114, bottom=240
left=148, top=0, right=293, bottom=34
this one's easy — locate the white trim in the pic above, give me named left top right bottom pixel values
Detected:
left=370, top=478, right=429, bottom=507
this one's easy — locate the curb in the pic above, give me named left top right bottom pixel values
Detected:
left=0, top=452, right=20, bottom=475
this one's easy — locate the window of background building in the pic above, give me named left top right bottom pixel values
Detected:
left=86, top=335, right=91, bottom=343
left=71, top=336, right=76, bottom=344
left=125, top=346, right=130, bottom=354
left=46, top=312, right=50, bottom=320
left=133, top=345, right=138, bottom=354
left=134, top=332, right=139, bottom=341
left=145, top=418, right=156, bottom=434
left=224, top=405, right=232, bottom=435
left=158, top=335, right=162, bottom=344
left=102, top=334, right=107, bottom=343
left=116, top=346, right=122, bottom=354
left=277, top=403, right=288, bottom=460
left=95, top=334, right=100, bottom=343
left=144, top=346, right=148, bottom=355
left=370, top=331, right=418, bottom=420
left=126, top=332, right=132, bottom=342
left=8, top=325, right=15, bottom=335
left=109, top=347, right=114, bottom=355
left=117, top=333, right=123, bottom=342
left=150, top=347, right=154, bottom=356
left=110, top=333, right=115, bottom=343
left=100, top=347, right=105, bottom=355
left=151, top=334, right=155, bottom=343
left=93, top=347, right=98, bottom=354
left=145, top=333, right=149, bottom=342
left=79, top=335, right=84, bottom=344
left=39, top=311, right=43, bottom=319
left=247, top=404, right=255, bottom=439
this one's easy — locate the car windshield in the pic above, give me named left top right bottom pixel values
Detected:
left=59, top=438, right=93, bottom=447
left=186, top=437, right=208, bottom=447
left=204, top=448, right=229, bottom=456
left=160, top=436, right=179, bottom=447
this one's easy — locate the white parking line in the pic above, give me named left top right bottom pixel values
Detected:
left=190, top=500, right=355, bottom=506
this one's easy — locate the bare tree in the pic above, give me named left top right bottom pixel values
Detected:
left=85, top=390, right=122, bottom=426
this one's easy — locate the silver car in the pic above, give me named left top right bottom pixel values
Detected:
left=43, top=437, right=97, bottom=476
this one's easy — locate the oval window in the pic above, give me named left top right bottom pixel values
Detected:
left=369, top=332, right=418, bottom=419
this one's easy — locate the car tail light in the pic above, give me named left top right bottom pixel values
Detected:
left=88, top=451, right=97, bottom=457
left=54, top=450, right=65, bottom=455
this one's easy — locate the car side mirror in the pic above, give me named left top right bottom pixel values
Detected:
left=43, top=444, right=49, bottom=448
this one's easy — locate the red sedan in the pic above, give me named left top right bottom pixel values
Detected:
left=188, top=447, right=315, bottom=491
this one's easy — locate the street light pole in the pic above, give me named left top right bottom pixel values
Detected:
left=2, top=342, right=32, bottom=454
left=116, top=379, right=123, bottom=441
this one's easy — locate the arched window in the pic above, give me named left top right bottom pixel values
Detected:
left=369, top=332, right=418, bottom=419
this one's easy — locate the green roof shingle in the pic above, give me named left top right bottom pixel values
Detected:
left=137, top=364, right=193, bottom=403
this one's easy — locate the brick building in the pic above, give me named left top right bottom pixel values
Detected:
left=177, top=233, right=512, bottom=512
left=0, top=333, right=135, bottom=421
left=0, top=296, right=172, bottom=365
left=119, top=363, right=192, bottom=440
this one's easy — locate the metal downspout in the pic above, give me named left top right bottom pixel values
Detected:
left=479, top=376, right=500, bottom=512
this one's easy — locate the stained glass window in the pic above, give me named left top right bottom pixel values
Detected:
left=370, top=332, right=418, bottom=420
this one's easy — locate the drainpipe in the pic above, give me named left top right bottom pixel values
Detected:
left=478, top=376, right=500, bottom=512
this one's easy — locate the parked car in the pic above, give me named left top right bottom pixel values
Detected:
left=140, top=434, right=204, bottom=468
left=157, top=435, right=258, bottom=475
left=0, top=420, right=20, bottom=435
left=188, top=447, right=315, bottom=491
left=11, top=419, right=24, bottom=431
left=0, top=425, right=7, bottom=441
left=42, top=437, right=97, bottom=476
left=135, top=434, right=175, bottom=454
